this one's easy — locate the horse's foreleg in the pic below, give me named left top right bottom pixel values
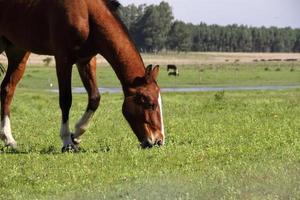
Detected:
left=72, top=57, right=100, bottom=145
left=55, top=57, right=76, bottom=152
left=0, top=47, right=30, bottom=148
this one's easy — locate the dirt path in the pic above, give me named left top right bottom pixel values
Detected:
left=1, top=52, right=300, bottom=66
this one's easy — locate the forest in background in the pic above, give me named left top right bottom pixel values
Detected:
left=118, top=2, right=300, bottom=53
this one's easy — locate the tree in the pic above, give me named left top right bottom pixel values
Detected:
left=293, top=29, right=300, bottom=52
left=119, top=2, right=300, bottom=53
left=118, top=4, right=145, bottom=31
left=167, top=21, right=192, bottom=52
left=134, top=2, right=173, bottom=52
left=236, top=26, right=252, bottom=52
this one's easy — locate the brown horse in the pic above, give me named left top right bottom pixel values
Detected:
left=0, top=0, right=165, bottom=151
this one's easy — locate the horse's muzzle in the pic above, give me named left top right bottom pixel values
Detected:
left=141, top=138, right=164, bottom=149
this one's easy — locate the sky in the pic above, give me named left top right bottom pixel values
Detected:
left=120, top=0, right=300, bottom=28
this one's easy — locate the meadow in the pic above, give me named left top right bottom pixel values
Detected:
left=18, top=61, right=300, bottom=89
left=0, top=53, right=300, bottom=199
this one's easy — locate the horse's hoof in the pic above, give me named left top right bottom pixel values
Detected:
left=1, top=143, right=18, bottom=153
left=61, top=144, right=79, bottom=153
left=5, top=142, right=17, bottom=149
left=71, top=134, right=81, bottom=146
left=0, top=135, right=17, bottom=149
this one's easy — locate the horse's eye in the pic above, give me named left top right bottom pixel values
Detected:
left=144, top=100, right=157, bottom=110
left=135, top=94, right=155, bottom=110
left=135, top=93, right=145, bottom=104
left=140, top=95, right=148, bottom=104
left=145, top=102, right=155, bottom=110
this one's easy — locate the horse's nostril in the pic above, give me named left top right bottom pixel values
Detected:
left=141, top=139, right=163, bottom=148
left=156, top=139, right=163, bottom=146
left=141, top=140, right=153, bottom=149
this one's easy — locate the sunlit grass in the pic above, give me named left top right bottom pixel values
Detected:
left=1, top=53, right=300, bottom=199
left=0, top=89, right=300, bottom=199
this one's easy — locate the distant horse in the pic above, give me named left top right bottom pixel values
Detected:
left=167, top=64, right=179, bottom=76
left=168, top=71, right=179, bottom=76
left=167, top=64, right=177, bottom=72
left=0, top=0, right=165, bottom=151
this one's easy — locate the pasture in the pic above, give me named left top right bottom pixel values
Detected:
left=14, top=61, right=300, bottom=89
left=1, top=52, right=300, bottom=199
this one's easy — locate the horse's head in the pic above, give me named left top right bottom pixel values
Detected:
left=122, top=65, right=165, bottom=148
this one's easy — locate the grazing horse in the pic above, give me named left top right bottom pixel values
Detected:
left=167, top=64, right=177, bottom=72
left=0, top=0, right=165, bottom=151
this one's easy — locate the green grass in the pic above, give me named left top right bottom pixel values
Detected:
left=0, top=89, right=300, bottom=199
left=16, top=62, right=300, bottom=90
left=1, top=57, right=300, bottom=199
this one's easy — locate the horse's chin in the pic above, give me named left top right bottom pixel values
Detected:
left=140, top=140, right=154, bottom=149
left=140, top=136, right=164, bottom=149
left=133, top=123, right=164, bottom=149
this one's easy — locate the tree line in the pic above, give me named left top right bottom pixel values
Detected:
left=118, top=2, right=300, bottom=53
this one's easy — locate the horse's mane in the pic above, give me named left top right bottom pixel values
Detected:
left=107, top=0, right=121, bottom=11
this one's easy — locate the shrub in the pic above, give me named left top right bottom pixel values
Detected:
left=214, top=90, right=225, bottom=101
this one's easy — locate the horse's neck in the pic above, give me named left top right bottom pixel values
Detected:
left=88, top=1, right=145, bottom=92
left=100, top=37, right=145, bottom=88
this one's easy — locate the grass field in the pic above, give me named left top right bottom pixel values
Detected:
left=15, top=61, right=300, bottom=90
left=1, top=53, right=300, bottom=199
left=2, top=52, right=300, bottom=89
left=0, top=89, right=300, bottom=199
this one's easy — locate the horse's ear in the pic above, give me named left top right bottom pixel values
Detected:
left=151, top=65, right=159, bottom=80
left=146, top=64, right=153, bottom=76
left=145, top=65, right=159, bottom=82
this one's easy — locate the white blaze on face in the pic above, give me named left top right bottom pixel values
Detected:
left=0, top=115, right=16, bottom=147
left=158, top=93, right=165, bottom=141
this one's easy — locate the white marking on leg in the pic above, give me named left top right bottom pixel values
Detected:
left=73, top=110, right=94, bottom=140
left=60, top=120, right=73, bottom=147
left=158, top=93, right=165, bottom=142
left=0, top=115, right=17, bottom=147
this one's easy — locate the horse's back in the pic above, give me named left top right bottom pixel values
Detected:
left=0, top=0, right=90, bottom=55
